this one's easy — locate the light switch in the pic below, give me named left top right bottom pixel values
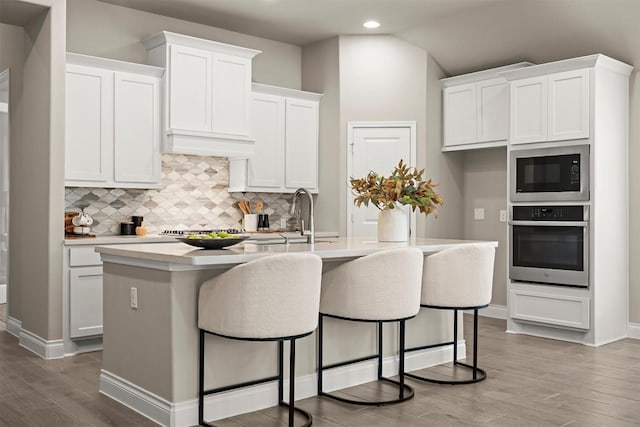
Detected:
left=499, top=210, right=507, bottom=222
left=474, top=208, right=485, bottom=220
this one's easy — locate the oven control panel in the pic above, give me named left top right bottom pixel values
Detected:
left=513, top=205, right=585, bottom=221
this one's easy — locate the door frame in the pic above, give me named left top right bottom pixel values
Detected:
left=0, top=68, right=9, bottom=305
left=346, top=121, right=417, bottom=238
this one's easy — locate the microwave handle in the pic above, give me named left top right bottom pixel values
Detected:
left=509, top=220, right=588, bottom=227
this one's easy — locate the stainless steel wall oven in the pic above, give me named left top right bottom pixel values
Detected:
left=509, top=205, right=589, bottom=287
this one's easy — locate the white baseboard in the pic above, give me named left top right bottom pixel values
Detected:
left=18, top=328, right=64, bottom=359
left=628, top=322, right=640, bottom=339
left=0, top=283, right=6, bottom=304
left=7, top=315, right=21, bottom=337
left=100, top=342, right=462, bottom=427
left=465, top=304, right=508, bottom=320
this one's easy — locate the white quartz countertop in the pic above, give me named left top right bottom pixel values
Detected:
left=95, top=237, right=498, bottom=271
left=64, top=231, right=339, bottom=246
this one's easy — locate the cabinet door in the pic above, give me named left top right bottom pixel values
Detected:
left=168, top=44, right=213, bottom=132
left=477, top=79, right=509, bottom=143
left=69, top=266, right=103, bottom=338
left=211, top=53, right=252, bottom=138
left=247, top=92, right=285, bottom=188
left=443, top=83, right=476, bottom=147
left=114, top=72, right=161, bottom=185
left=510, top=76, right=548, bottom=144
left=548, top=69, right=590, bottom=141
left=284, top=98, right=318, bottom=190
left=65, top=64, right=113, bottom=182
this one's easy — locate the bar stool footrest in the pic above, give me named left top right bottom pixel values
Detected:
left=319, top=377, right=414, bottom=406
left=405, top=362, right=487, bottom=385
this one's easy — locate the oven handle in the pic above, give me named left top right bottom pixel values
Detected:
left=509, top=220, right=589, bottom=227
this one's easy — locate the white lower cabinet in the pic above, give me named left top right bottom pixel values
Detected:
left=66, top=246, right=104, bottom=339
left=65, top=53, right=163, bottom=188
left=509, top=288, right=590, bottom=330
left=228, top=83, right=321, bottom=193
left=69, top=266, right=103, bottom=338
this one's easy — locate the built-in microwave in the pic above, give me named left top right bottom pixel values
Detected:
left=510, top=145, right=590, bottom=202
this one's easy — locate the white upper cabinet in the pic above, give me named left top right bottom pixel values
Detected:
left=506, top=67, right=590, bottom=145
left=228, top=84, right=321, bottom=193
left=143, top=31, right=260, bottom=158
left=441, top=63, right=531, bottom=152
left=65, top=53, right=163, bottom=188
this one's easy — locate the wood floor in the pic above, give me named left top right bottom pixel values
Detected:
left=1, top=316, right=639, bottom=426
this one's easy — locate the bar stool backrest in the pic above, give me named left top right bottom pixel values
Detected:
left=320, top=248, right=424, bottom=321
left=198, top=253, right=323, bottom=339
left=421, top=244, right=495, bottom=308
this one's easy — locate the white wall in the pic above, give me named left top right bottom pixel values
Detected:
left=66, top=0, right=302, bottom=89
left=628, top=71, right=640, bottom=324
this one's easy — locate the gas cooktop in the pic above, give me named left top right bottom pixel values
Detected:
left=161, top=228, right=243, bottom=236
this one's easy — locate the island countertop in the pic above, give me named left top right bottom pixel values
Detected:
left=95, top=237, right=498, bottom=270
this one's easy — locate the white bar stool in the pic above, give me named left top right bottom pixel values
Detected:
left=198, top=253, right=322, bottom=427
left=317, top=247, right=424, bottom=405
left=405, top=244, right=495, bottom=384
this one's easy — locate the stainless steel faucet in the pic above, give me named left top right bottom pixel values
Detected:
left=290, top=188, right=315, bottom=244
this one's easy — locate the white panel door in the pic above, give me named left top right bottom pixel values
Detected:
left=248, top=92, right=285, bottom=188
left=477, top=79, right=509, bottom=142
left=168, top=44, right=212, bottom=132
left=113, top=71, right=161, bottom=184
left=211, top=53, right=252, bottom=137
left=65, top=64, right=112, bottom=181
left=285, top=98, right=318, bottom=190
left=548, top=69, right=590, bottom=141
left=349, top=126, right=412, bottom=239
left=510, top=76, right=548, bottom=144
left=443, top=83, right=476, bottom=147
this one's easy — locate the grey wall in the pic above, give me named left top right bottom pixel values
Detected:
left=301, top=37, right=341, bottom=233
left=462, top=148, right=508, bottom=307
left=0, top=22, right=24, bottom=321
left=66, top=0, right=302, bottom=90
left=12, top=0, right=66, bottom=340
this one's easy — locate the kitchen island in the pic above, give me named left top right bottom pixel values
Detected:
left=96, top=237, right=497, bottom=427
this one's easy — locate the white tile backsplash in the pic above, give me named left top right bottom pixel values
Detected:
left=65, top=153, right=294, bottom=235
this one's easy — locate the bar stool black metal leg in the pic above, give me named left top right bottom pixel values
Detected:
left=473, top=308, right=479, bottom=380
left=199, top=330, right=205, bottom=426
left=399, top=320, right=406, bottom=400
left=317, top=314, right=324, bottom=394
left=278, top=340, right=284, bottom=403
left=453, top=309, right=458, bottom=363
left=377, top=321, right=383, bottom=380
left=289, top=339, right=295, bottom=426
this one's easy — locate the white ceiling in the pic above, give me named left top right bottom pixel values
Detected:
left=96, top=0, right=640, bottom=76
left=5, top=0, right=640, bottom=76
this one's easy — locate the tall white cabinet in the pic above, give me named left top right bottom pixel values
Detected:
left=65, top=53, right=163, bottom=188
left=503, top=55, right=632, bottom=346
left=144, top=31, right=261, bottom=158
left=228, top=84, right=321, bottom=193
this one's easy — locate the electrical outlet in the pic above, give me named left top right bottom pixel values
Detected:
left=499, top=210, right=507, bottom=222
left=474, top=208, right=485, bottom=220
left=130, top=287, right=138, bottom=309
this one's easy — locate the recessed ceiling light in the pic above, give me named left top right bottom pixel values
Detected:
left=363, top=20, right=380, bottom=29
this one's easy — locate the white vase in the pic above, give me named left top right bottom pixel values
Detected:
left=377, top=207, right=408, bottom=242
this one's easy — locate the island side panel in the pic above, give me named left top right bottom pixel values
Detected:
left=102, top=263, right=176, bottom=400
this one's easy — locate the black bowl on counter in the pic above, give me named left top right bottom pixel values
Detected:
left=176, top=235, right=249, bottom=250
